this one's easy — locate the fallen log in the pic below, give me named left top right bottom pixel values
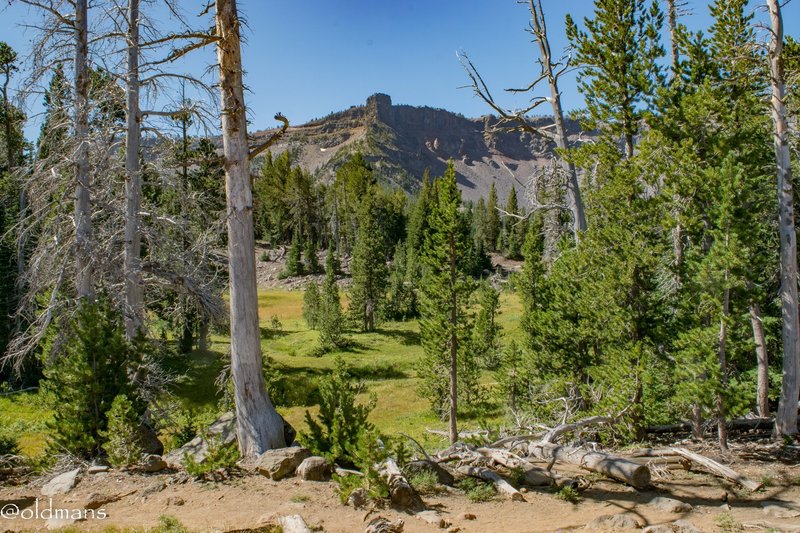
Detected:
left=526, top=443, right=651, bottom=489
left=457, top=465, right=526, bottom=501
left=365, top=516, right=405, bottom=533
left=670, top=447, right=762, bottom=491
left=278, top=514, right=312, bottom=533
left=380, top=458, right=424, bottom=510
left=625, top=456, right=691, bottom=470
left=476, top=447, right=555, bottom=486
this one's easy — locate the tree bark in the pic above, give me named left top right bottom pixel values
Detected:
left=448, top=232, right=458, bottom=444
left=123, top=0, right=143, bottom=338
left=666, top=0, right=679, bottom=76
left=529, top=0, right=586, bottom=240
left=526, top=443, right=650, bottom=489
left=74, top=0, right=93, bottom=300
left=766, top=0, right=800, bottom=437
left=215, top=0, right=285, bottom=456
left=750, top=302, right=770, bottom=417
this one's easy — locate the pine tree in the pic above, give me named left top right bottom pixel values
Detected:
left=102, top=394, right=144, bottom=467
left=319, top=248, right=345, bottom=351
left=304, top=237, right=321, bottom=274
left=495, top=340, right=525, bottom=412
left=502, top=186, right=524, bottom=259
left=282, top=229, right=305, bottom=278
left=472, top=282, right=502, bottom=370
left=417, top=161, right=476, bottom=443
left=484, top=183, right=500, bottom=251
left=303, top=282, right=321, bottom=330
left=566, top=0, right=666, bottom=158
left=349, top=191, right=388, bottom=332
left=384, top=243, right=417, bottom=320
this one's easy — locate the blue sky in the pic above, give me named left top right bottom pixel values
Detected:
left=1, top=0, right=798, bottom=139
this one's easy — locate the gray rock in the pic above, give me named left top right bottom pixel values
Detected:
left=761, top=500, right=800, bottom=519
left=585, top=514, right=643, bottom=531
left=649, top=496, right=693, bottom=513
left=347, top=487, right=369, bottom=509
left=138, top=423, right=164, bottom=455
left=404, top=460, right=455, bottom=486
left=166, top=496, right=185, bottom=506
left=83, top=493, right=115, bottom=510
left=256, top=447, right=311, bottom=480
left=296, top=456, right=331, bottom=481
left=163, top=411, right=237, bottom=468
left=673, top=520, right=703, bottom=533
left=643, top=526, right=676, bottom=533
left=415, top=510, right=448, bottom=528
left=139, top=481, right=166, bottom=501
left=41, top=468, right=80, bottom=496
left=141, top=454, right=167, bottom=473
left=46, top=517, right=77, bottom=530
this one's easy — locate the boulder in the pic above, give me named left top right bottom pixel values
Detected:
left=297, top=456, right=331, bottom=481
left=41, top=468, right=80, bottom=496
left=761, top=500, right=800, bottom=519
left=256, top=447, right=311, bottom=480
left=673, top=520, right=703, bottom=533
left=138, top=422, right=164, bottom=455
left=585, top=514, right=643, bottom=531
left=347, top=487, right=369, bottom=509
left=164, top=412, right=236, bottom=468
left=83, top=493, right=115, bottom=510
left=649, top=496, right=693, bottom=514
left=141, top=454, right=167, bottom=473
left=643, top=526, right=675, bottom=533
left=404, top=460, right=454, bottom=486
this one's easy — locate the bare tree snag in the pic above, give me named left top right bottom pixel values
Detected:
left=750, top=303, right=770, bottom=417
left=526, top=443, right=651, bottom=489
left=766, top=0, right=800, bottom=437
left=74, top=0, right=93, bottom=300
left=457, top=465, right=526, bottom=501
left=215, top=0, right=285, bottom=456
left=669, top=448, right=762, bottom=491
left=123, top=0, right=143, bottom=338
left=380, top=458, right=424, bottom=510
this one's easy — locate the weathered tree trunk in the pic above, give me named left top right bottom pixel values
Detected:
left=74, top=0, right=93, bottom=300
left=457, top=465, right=526, bottom=501
left=766, top=0, right=800, bottom=437
left=215, top=0, right=285, bottom=456
left=123, top=0, right=143, bottom=338
left=526, top=443, right=650, bottom=488
left=666, top=0, right=679, bottom=77
left=381, top=458, right=423, bottom=510
left=528, top=0, right=586, bottom=240
left=717, top=284, right=729, bottom=451
left=750, top=302, right=770, bottom=417
left=276, top=515, right=312, bottom=533
left=448, top=233, right=458, bottom=444
left=670, top=447, right=762, bottom=491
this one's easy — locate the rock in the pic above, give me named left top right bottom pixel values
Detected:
left=673, top=520, right=702, bottom=533
left=83, top=493, right=115, bottom=510
left=41, top=468, right=81, bottom=496
left=139, top=481, right=166, bottom=501
left=347, top=488, right=369, bottom=509
left=463, top=513, right=476, bottom=520
left=297, top=456, right=331, bottom=481
left=761, top=500, right=800, bottom=519
left=163, top=411, right=237, bottom=468
left=87, top=465, right=110, bottom=474
left=585, top=514, right=643, bottom=531
left=141, top=454, right=167, bottom=473
left=138, top=422, right=164, bottom=455
left=643, top=526, right=676, bottom=533
left=404, top=460, right=454, bottom=486
left=447, top=528, right=461, bottom=533
left=415, top=510, right=448, bottom=528
left=46, top=517, right=77, bottom=530
left=365, top=516, right=405, bottom=533
left=649, top=496, right=693, bottom=513
left=256, top=447, right=311, bottom=481
left=166, top=496, right=185, bottom=506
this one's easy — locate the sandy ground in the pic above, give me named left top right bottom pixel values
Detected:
left=2, top=446, right=799, bottom=533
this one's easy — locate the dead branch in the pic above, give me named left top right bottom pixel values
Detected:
left=248, top=113, right=290, bottom=160
left=669, top=447, right=762, bottom=491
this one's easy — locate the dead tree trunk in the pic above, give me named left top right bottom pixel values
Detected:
left=528, top=0, right=586, bottom=240
left=526, top=443, right=650, bottom=489
left=74, top=0, right=93, bottom=300
left=766, top=0, right=800, bottom=437
left=123, top=0, right=143, bottom=338
left=215, top=0, right=285, bottom=456
left=750, top=302, right=770, bottom=417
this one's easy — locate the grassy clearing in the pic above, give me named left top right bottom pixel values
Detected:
left=2, top=288, right=522, bottom=457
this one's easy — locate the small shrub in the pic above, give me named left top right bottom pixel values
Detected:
left=555, top=486, right=580, bottom=504
left=0, top=432, right=20, bottom=456
left=153, top=515, right=187, bottom=533
left=506, top=466, right=526, bottom=488
left=760, top=474, right=774, bottom=488
left=259, top=251, right=270, bottom=262
left=291, top=494, right=310, bottom=503
left=183, top=433, right=239, bottom=479
left=714, top=512, right=742, bottom=533
left=333, top=473, right=363, bottom=504
left=409, top=470, right=442, bottom=495
left=101, top=394, right=144, bottom=467
left=269, top=315, right=282, bottom=331
left=457, top=477, right=495, bottom=502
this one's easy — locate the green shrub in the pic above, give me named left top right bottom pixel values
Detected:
left=409, top=470, right=442, bottom=495
left=0, top=431, right=19, bottom=456
left=101, top=394, right=144, bottom=467
left=457, top=477, right=495, bottom=502
left=332, top=429, right=389, bottom=503
left=302, top=356, right=374, bottom=466
left=41, top=297, right=141, bottom=459
left=302, top=282, right=321, bottom=330
left=153, top=515, right=187, bottom=533
left=555, top=486, right=580, bottom=504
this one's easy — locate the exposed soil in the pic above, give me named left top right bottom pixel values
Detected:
left=2, top=442, right=799, bottom=532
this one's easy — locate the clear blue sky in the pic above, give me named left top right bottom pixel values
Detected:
left=1, top=0, right=798, bottom=140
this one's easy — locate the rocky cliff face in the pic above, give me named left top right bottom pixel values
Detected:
left=249, top=93, right=584, bottom=204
